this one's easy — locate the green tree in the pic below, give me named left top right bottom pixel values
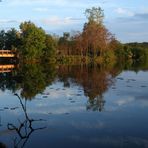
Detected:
left=20, top=64, right=46, bottom=99
left=5, top=28, right=20, bottom=50
left=19, top=21, right=46, bottom=60
left=43, top=34, right=57, bottom=60
left=0, top=30, right=5, bottom=49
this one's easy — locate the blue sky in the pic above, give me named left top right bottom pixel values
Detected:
left=0, top=0, right=148, bottom=43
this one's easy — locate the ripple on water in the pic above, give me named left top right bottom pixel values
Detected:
left=4, top=107, right=9, bottom=110
left=141, top=85, right=147, bottom=88
left=43, top=96, right=48, bottom=98
left=117, top=77, right=124, bottom=80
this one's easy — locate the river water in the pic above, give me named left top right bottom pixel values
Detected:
left=0, top=63, right=148, bottom=148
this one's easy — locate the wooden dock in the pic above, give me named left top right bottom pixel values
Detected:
left=0, top=50, right=16, bottom=58
left=0, top=64, right=15, bottom=73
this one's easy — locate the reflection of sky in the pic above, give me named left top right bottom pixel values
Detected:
left=0, top=71, right=148, bottom=147
left=1, top=71, right=148, bottom=116
left=104, top=71, right=148, bottom=112
left=28, top=82, right=87, bottom=114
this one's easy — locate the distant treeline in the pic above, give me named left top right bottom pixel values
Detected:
left=121, top=42, right=148, bottom=61
left=0, top=7, right=148, bottom=64
left=125, top=42, right=148, bottom=48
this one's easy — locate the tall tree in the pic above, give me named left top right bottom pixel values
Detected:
left=85, top=7, right=104, bottom=24
left=19, top=21, right=46, bottom=60
left=80, top=7, right=114, bottom=57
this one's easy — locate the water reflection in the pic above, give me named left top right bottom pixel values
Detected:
left=0, top=62, right=148, bottom=147
left=7, top=94, right=46, bottom=148
left=0, top=62, right=56, bottom=99
left=87, top=95, right=105, bottom=111
left=0, top=61, right=148, bottom=109
left=17, top=63, right=56, bottom=99
left=57, top=64, right=117, bottom=111
left=0, top=143, right=6, bottom=148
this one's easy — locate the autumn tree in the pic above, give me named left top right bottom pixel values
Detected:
left=67, top=7, right=116, bottom=59
left=85, top=7, right=104, bottom=24
left=58, top=32, right=70, bottom=55
left=82, top=7, right=115, bottom=57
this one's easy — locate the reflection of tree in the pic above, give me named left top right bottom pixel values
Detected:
left=18, top=64, right=47, bottom=99
left=0, top=63, right=56, bottom=100
left=0, top=65, right=18, bottom=93
left=86, top=95, right=105, bottom=111
left=0, top=142, right=6, bottom=148
left=58, top=64, right=114, bottom=111
left=1, top=60, right=148, bottom=101
left=7, top=94, right=46, bottom=148
left=18, top=63, right=56, bottom=99
left=3, top=63, right=56, bottom=99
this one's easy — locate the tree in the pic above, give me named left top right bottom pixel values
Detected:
left=85, top=7, right=104, bottom=24
left=0, top=30, right=5, bottom=49
left=19, top=21, right=46, bottom=60
left=5, top=28, right=20, bottom=50
left=43, top=34, right=57, bottom=60
left=79, top=7, right=114, bottom=57
left=58, top=32, right=70, bottom=55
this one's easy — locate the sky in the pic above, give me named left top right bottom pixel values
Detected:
left=0, top=0, right=148, bottom=43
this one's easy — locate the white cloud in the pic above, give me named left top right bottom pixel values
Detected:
left=126, top=32, right=148, bottom=36
left=7, top=0, right=101, bottom=8
left=8, top=0, right=49, bottom=6
left=33, top=7, right=49, bottom=12
left=0, top=19, right=19, bottom=24
left=115, top=8, right=134, bottom=16
left=42, top=16, right=82, bottom=26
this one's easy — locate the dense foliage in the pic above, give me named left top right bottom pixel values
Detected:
left=0, top=22, right=57, bottom=61
left=57, top=7, right=118, bottom=61
left=0, top=28, right=19, bottom=50
left=0, top=7, right=147, bottom=64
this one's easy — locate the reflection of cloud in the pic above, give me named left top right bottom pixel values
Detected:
left=90, top=136, right=148, bottom=146
left=71, top=121, right=105, bottom=129
left=29, top=104, right=85, bottom=114
left=135, top=13, right=148, bottom=19
left=135, top=95, right=148, bottom=107
left=115, top=97, right=134, bottom=106
left=139, top=100, right=148, bottom=107
left=29, top=84, right=86, bottom=114
left=114, top=93, right=148, bottom=108
left=70, top=136, right=148, bottom=147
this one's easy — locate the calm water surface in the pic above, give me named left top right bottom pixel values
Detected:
left=0, top=64, right=148, bottom=148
